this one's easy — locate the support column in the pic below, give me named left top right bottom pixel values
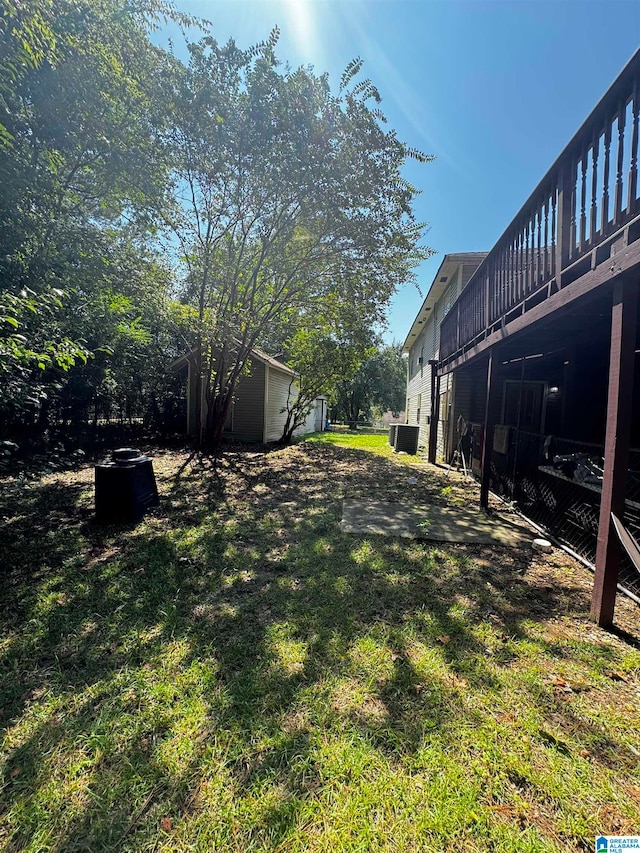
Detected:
left=480, top=349, right=501, bottom=509
left=428, top=360, right=440, bottom=464
left=591, top=279, right=638, bottom=627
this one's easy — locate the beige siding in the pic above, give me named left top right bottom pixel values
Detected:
left=299, top=400, right=317, bottom=435
left=187, top=362, right=197, bottom=437
left=230, top=358, right=265, bottom=442
left=461, top=264, right=475, bottom=289
left=405, top=262, right=476, bottom=459
left=266, top=368, right=297, bottom=443
left=406, top=323, right=433, bottom=449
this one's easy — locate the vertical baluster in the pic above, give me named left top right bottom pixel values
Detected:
left=602, top=119, right=612, bottom=230
left=579, top=149, right=588, bottom=250
left=519, top=227, right=524, bottom=302
left=544, top=196, right=550, bottom=281
left=503, top=241, right=509, bottom=315
left=509, top=235, right=514, bottom=308
left=537, top=205, right=542, bottom=286
left=614, top=98, right=626, bottom=224
left=501, top=243, right=506, bottom=317
left=494, top=248, right=499, bottom=324
left=524, top=222, right=529, bottom=298
left=551, top=189, right=557, bottom=277
left=490, top=254, right=495, bottom=325
left=529, top=214, right=534, bottom=290
left=485, top=265, right=491, bottom=329
left=591, top=131, right=599, bottom=239
left=528, top=217, right=534, bottom=293
left=509, top=231, right=522, bottom=307
left=505, top=228, right=520, bottom=308
left=501, top=243, right=507, bottom=319
left=512, top=234, right=518, bottom=307
left=497, top=247, right=502, bottom=319
left=487, top=253, right=500, bottom=326
left=568, top=162, right=577, bottom=259
left=628, top=80, right=638, bottom=213
left=509, top=232, right=522, bottom=305
left=508, top=237, right=516, bottom=314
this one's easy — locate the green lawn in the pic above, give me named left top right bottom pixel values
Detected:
left=1, top=436, right=639, bottom=851
left=306, top=429, right=396, bottom=456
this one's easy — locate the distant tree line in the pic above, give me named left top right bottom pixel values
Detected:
left=0, top=0, right=430, bottom=451
left=331, top=342, right=406, bottom=426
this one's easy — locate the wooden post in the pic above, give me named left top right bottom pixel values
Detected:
left=480, top=348, right=500, bottom=509
left=428, top=360, right=440, bottom=464
left=591, top=279, right=638, bottom=627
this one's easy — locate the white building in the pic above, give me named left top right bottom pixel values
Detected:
left=403, top=253, right=487, bottom=461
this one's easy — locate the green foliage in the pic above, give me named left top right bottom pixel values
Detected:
left=276, top=309, right=377, bottom=443
left=0, top=0, right=190, bottom=436
left=334, top=342, right=407, bottom=424
left=167, top=32, right=432, bottom=444
left=0, top=5, right=430, bottom=448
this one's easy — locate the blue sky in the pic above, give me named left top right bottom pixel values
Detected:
left=157, top=0, right=640, bottom=344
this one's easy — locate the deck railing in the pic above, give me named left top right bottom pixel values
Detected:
left=440, top=49, right=640, bottom=364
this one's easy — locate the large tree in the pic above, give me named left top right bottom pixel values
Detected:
left=0, top=0, right=188, bottom=434
left=168, top=33, right=431, bottom=446
left=333, top=341, right=407, bottom=426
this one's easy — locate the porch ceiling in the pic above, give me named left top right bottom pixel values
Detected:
left=439, top=270, right=640, bottom=375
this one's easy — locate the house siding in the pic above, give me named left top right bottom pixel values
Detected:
left=406, top=265, right=464, bottom=455
left=405, top=258, right=487, bottom=461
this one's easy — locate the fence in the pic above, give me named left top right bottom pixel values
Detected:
left=465, top=425, right=640, bottom=601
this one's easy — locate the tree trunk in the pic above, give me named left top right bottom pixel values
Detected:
left=204, top=388, right=233, bottom=448
left=278, top=409, right=296, bottom=445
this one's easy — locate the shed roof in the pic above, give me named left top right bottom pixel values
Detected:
left=169, top=343, right=297, bottom=378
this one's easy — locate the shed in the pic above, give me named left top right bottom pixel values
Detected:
left=170, top=345, right=326, bottom=444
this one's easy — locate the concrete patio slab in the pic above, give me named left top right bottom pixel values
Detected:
left=340, top=499, right=533, bottom=547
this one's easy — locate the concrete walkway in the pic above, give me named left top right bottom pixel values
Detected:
left=341, top=499, right=533, bottom=547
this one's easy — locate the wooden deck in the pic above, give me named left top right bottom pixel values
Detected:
left=439, top=48, right=640, bottom=373
left=436, top=49, right=640, bottom=628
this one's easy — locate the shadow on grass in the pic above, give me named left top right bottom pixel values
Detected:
left=0, top=441, right=637, bottom=851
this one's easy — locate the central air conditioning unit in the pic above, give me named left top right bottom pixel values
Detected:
left=394, top=424, right=420, bottom=455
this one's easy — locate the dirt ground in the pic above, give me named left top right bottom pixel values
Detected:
left=155, top=440, right=640, bottom=637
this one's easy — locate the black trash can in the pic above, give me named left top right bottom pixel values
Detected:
left=95, top=447, right=159, bottom=522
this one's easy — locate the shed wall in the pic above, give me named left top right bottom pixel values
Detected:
left=265, top=368, right=296, bottom=443
left=231, top=358, right=266, bottom=442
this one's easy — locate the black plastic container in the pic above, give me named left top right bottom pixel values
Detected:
left=394, top=424, right=420, bottom=455
left=95, top=448, right=159, bottom=522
